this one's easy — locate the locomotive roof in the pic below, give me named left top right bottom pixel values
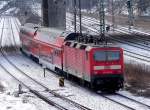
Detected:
left=67, top=41, right=119, bottom=47
left=65, top=41, right=120, bottom=51
left=35, top=28, right=78, bottom=44
left=20, top=24, right=120, bottom=50
left=37, top=28, right=78, bottom=40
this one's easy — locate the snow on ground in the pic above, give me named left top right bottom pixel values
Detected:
left=3, top=7, right=20, bottom=15
left=1, top=17, right=15, bottom=46
left=0, top=13, right=149, bottom=109
left=0, top=16, right=58, bottom=110
left=10, top=17, right=21, bottom=46
left=6, top=53, right=126, bottom=110
left=67, top=13, right=150, bottom=35
left=66, top=13, right=150, bottom=67
left=0, top=60, right=55, bottom=110
left=124, top=55, right=150, bottom=67
left=0, top=93, right=37, bottom=110
left=5, top=7, right=17, bottom=14
left=0, top=1, right=7, bottom=9
left=31, top=2, right=41, bottom=17
left=4, top=52, right=150, bottom=110
left=119, top=90, right=150, bottom=106
left=0, top=90, right=57, bottom=110
left=0, top=16, right=20, bottom=47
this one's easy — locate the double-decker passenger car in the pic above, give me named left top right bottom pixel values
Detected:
left=20, top=24, right=124, bottom=92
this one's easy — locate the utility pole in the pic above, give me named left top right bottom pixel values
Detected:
left=111, top=0, right=115, bottom=31
left=74, top=0, right=77, bottom=33
left=42, top=0, right=49, bottom=26
left=98, top=0, right=105, bottom=42
left=79, top=0, right=82, bottom=35
left=127, top=0, right=134, bottom=31
left=42, top=0, right=66, bottom=29
left=89, top=0, right=92, bottom=12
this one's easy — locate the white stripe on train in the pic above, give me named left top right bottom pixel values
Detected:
left=94, top=65, right=121, bottom=70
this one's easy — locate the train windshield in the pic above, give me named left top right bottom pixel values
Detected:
left=94, top=51, right=120, bottom=61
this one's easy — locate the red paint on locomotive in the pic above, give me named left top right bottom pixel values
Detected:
left=20, top=24, right=124, bottom=92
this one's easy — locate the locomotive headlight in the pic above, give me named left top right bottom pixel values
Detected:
left=94, top=66, right=104, bottom=70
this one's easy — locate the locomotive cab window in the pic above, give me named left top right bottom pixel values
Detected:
left=93, top=51, right=120, bottom=61
left=107, top=51, right=120, bottom=61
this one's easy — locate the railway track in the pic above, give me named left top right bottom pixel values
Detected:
left=66, top=16, right=150, bottom=108
left=45, top=68, right=140, bottom=110
left=10, top=17, right=21, bottom=48
left=0, top=17, right=5, bottom=47
left=0, top=16, right=150, bottom=110
left=16, top=52, right=150, bottom=110
left=0, top=16, right=92, bottom=110
left=0, top=17, right=66, bottom=110
left=81, top=15, right=150, bottom=48
left=99, top=92, right=150, bottom=110
left=13, top=17, right=20, bottom=33
left=69, top=14, right=150, bottom=47
left=109, top=35, right=150, bottom=50
left=9, top=18, right=17, bottom=46
left=13, top=50, right=150, bottom=110
left=80, top=15, right=150, bottom=36
left=115, top=93, right=150, bottom=108
left=0, top=59, right=68, bottom=110
left=111, top=27, right=150, bottom=42
left=0, top=51, right=92, bottom=110
left=1, top=51, right=91, bottom=110
left=66, top=17, right=150, bottom=63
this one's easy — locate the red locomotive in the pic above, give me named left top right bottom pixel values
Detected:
left=20, top=24, right=124, bottom=92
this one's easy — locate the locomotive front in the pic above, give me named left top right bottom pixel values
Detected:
left=90, top=46, right=124, bottom=91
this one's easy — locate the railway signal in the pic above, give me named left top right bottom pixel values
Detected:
left=127, top=0, right=131, bottom=9
left=126, top=0, right=134, bottom=31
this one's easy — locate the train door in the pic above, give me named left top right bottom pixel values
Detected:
left=75, top=49, right=85, bottom=79
left=82, top=51, right=86, bottom=79
left=63, top=45, right=68, bottom=72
